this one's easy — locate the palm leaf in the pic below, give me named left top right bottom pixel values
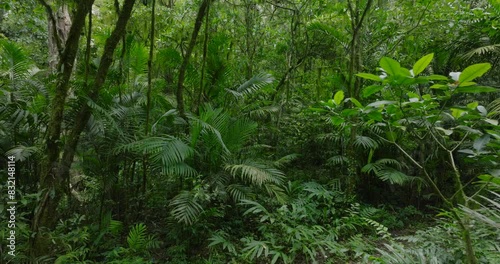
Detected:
left=353, top=135, right=379, bottom=149
left=461, top=44, right=500, bottom=60
left=225, top=160, right=285, bottom=187
left=226, top=73, right=274, bottom=98
left=169, top=191, right=204, bottom=225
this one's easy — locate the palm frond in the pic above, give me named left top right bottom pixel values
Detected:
left=273, top=154, right=299, bottom=168
left=114, top=136, right=193, bottom=168
left=353, top=135, right=379, bottom=150
left=245, top=105, right=280, bottom=119
left=461, top=44, right=500, bottom=60
left=127, top=223, right=147, bottom=251
left=378, top=169, right=415, bottom=185
left=226, top=73, right=274, bottom=98
left=225, top=160, right=285, bottom=187
left=226, top=184, right=251, bottom=202
left=169, top=191, right=204, bottom=225
left=461, top=190, right=500, bottom=229
left=6, top=145, right=39, bottom=162
left=362, top=160, right=417, bottom=185
left=189, top=106, right=230, bottom=153
left=327, top=155, right=348, bottom=166
left=487, top=98, right=500, bottom=118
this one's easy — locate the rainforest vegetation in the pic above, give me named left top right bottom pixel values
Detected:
left=0, top=0, right=499, bottom=263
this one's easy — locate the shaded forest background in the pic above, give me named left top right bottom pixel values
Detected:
left=0, top=0, right=499, bottom=263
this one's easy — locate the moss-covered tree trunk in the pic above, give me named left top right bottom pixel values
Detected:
left=31, top=0, right=137, bottom=256
left=31, top=0, right=94, bottom=256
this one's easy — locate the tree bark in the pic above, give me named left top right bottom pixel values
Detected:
left=39, top=0, right=72, bottom=71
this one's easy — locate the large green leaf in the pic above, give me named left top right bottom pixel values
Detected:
left=459, top=63, right=491, bottom=84
left=356, top=73, right=382, bottom=81
left=379, top=57, right=401, bottom=76
left=333, top=90, right=344, bottom=105
left=456, top=86, right=498, bottom=93
left=362, top=85, right=384, bottom=98
left=412, top=53, right=433, bottom=76
left=424, top=74, right=449, bottom=81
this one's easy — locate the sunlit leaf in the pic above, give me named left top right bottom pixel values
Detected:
left=356, top=73, right=382, bottom=81
left=458, top=63, right=491, bottom=84
left=380, top=57, right=401, bottom=76
left=412, top=53, right=433, bottom=75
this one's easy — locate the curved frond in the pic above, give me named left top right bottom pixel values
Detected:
left=353, top=135, right=379, bottom=150
left=6, top=145, right=39, bottom=162
left=273, top=154, right=299, bottom=169
left=327, top=155, right=348, bottom=166
left=169, top=191, right=204, bottom=225
left=226, top=73, right=274, bottom=98
left=461, top=44, right=500, bottom=60
left=488, top=98, right=500, bottom=118
left=225, top=160, right=285, bottom=186
left=226, top=184, right=251, bottom=202
left=114, top=136, right=193, bottom=168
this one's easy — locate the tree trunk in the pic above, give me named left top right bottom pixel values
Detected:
left=31, top=0, right=94, bottom=256
left=40, top=0, right=72, bottom=72
left=31, top=0, right=136, bottom=256
left=176, top=0, right=212, bottom=118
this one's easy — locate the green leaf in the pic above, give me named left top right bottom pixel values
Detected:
left=341, top=108, right=359, bottom=116
left=459, top=81, right=477, bottom=87
left=333, top=90, right=344, bottom=105
left=435, top=127, right=453, bottom=136
left=367, top=100, right=397, bottom=107
left=412, top=53, right=434, bottom=75
left=379, top=57, right=401, bottom=76
left=348, top=97, right=363, bottom=108
left=330, top=116, right=345, bottom=126
left=356, top=73, right=382, bottom=81
left=485, top=119, right=498, bottom=125
left=424, top=74, right=449, bottom=81
left=459, top=63, right=491, bottom=84
left=451, top=108, right=466, bottom=119
left=386, top=131, right=397, bottom=141
left=467, top=102, right=478, bottom=109
left=430, top=84, right=448, bottom=90
left=367, top=111, right=383, bottom=121
left=362, top=85, right=384, bottom=98
left=456, top=86, right=498, bottom=93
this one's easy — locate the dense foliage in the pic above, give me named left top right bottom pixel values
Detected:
left=0, top=0, right=499, bottom=263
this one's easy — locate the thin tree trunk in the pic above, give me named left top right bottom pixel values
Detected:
left=345, top=0, right=373, bottom=194
left=142, top=0, right=156, bottom=194
left=195, top=0, right=210, bottom=114
left=176, top=0, right=212, bottom=118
